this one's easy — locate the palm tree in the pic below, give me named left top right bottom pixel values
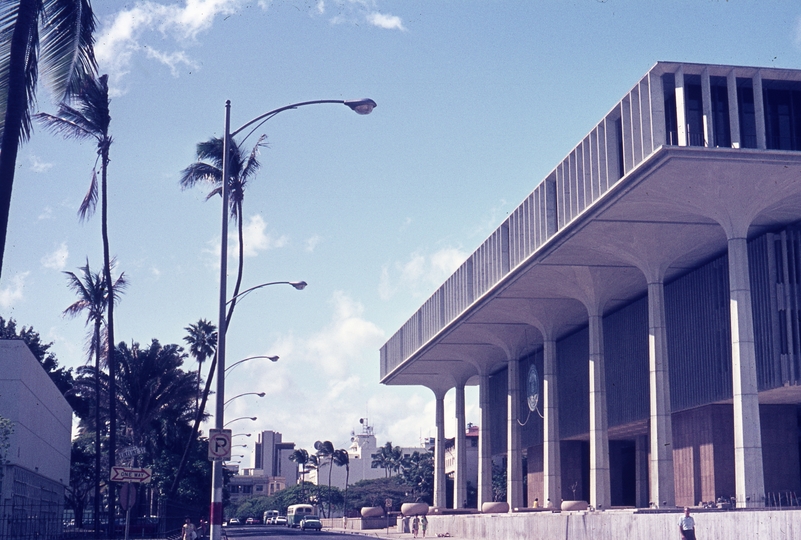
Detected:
left=0, top=0, right=96, bottom=277
left=314, top=440, right=335, bottom=517
left=36, top=73, right=119, bottom=531
left=63, top=259, right=125, bottom=535
left=332, top=448, right=350, bottom=516
left=290, top=448, right=311, bottom=500
left=180, top=134, right=268, bottom=319
left=371, top=441, right=402, bottom=478
left=182, top=319, right=217, bottom=409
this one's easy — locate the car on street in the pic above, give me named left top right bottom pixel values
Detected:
left=300, top=515, right=323, bottom=531
left=274, top=516, right=288, bottom=526
left=245, top=517, right=261, bottom=525
left=228, top=518, right=240, bottom=526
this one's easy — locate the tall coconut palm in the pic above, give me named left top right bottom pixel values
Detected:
left=314, top=440, right=335, bottom=517
left=333, top=448, right=350, bottom=516
left=182, top=319, right=217, bottom=409
left=36, top=72, right=118, bottom=532
left=180, top=134, right=267, bottom=322
left=0, top=0, right=96, bottom=277
left=290, top=448, right=311, bottom=500
left=63, top=259, right=125, bottom=536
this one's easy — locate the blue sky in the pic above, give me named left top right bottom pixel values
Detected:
left=2, top=0, right=801, bottom=467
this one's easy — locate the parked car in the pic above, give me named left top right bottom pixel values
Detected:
left=228, top=518, right=240, bottom=526
left=245, top=517, right=260, bottom=525
left=300, top=515, right=323, bottom=531
left=274, top=516, right=288, bottom=526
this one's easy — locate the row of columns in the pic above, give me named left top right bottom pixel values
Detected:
left=431, top=234, right=766, bottom=510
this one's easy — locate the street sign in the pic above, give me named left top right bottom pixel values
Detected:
left=208, top=429, right=232, bottom=460
left=119, top=483, right=137, bottom=511
left=118, top=446, right=146, bottom=460
left=111, top=466, right=152, bottom=483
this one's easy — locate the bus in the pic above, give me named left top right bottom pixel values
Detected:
left=286, top=504, right=314, bottom=528
left=262, top=510, right=278, bottom=524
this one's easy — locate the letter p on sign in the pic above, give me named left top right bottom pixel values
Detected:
left=208, top=429, right=232, bottom=460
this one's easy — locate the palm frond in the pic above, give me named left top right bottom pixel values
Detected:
left=39, top=0, right=96, bottom=101
left=34, top=109, right=93, bottom=139
left=77, top=168, right=97, bottom=221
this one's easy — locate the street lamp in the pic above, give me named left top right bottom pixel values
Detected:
left=225, top=355, right=278, bottom=376
left=210, top=97, right=375, bottom=540
left=224, top=392, right=266, bottom=411
left=224, top=416, right=257, bottom=427
left=232, top=433, right=251, bottom=438
left=226, top=281, right=307, bottom=306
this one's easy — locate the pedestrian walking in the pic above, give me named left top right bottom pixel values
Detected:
left=421, top=515, right=428, bottom=537
left=182, top=518, right=197, bottom=540
left=412, top=515, right=419, bottom=538
left=678, top=507, right=696, bottom=540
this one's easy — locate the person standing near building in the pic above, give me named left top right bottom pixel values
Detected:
left=182, top=518, right=197, bottom=540
left=421, top=515, right=428, bottom=537
left=678, top=507, right=696, bottom=540
left=412, top=515, right=419, bottom=538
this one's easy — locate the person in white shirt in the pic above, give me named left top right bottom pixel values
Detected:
left=678, top=507, right=696, bottom=540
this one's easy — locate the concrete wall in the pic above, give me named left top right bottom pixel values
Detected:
left=425, top=509, right=801, bottom=540
left=0, top=340, right=71, bottom=501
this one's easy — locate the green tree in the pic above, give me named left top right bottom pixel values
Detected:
left=491, top=459, right=506, bottom=503
left=399, top=450, right=434, bottom=504
left=182, top=319, right=216, bottom=409
left=65, top=433, right=95, bottom=529
left=180, top=134, right=267, bottom=318
left=371, top=441, right=402, bottom=478
left=314, top=440, right=335, bottom=517
left=63, top=259, right=125, bottom=533
left=36, top=73, right=121, bottom=531
left=346, top=477, right=408, bottom=514
left=289, top=448, right=311, bottom=501
left=0, top=0, right=96, bottom=277
left=332, top=448, right=350, bottom=515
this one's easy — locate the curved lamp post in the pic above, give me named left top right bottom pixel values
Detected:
left=226, top=281, right=307, bottom=306
left=232, top=433, right=251, bottom=438
left=224, top=416, right=257, bottom=428
left=225, top=355, right=279, bottom=376
left=224, top=392, right=266, bottom=411
left=210, top=98, right=375, bottom=540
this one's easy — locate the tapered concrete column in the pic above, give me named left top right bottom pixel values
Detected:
left=454, top=383, right=467, bottom=509
left=478, top=371, right=493, bottom=507
left=433, top=389, right=447, bottom=508
left=542, top=338, right=561, bottom=508
left=647, top=280, right=676, bottom=508
left=588, top=311, right=611, bottom=509
left=728, top=236, right=766, bottom=507
left=507, top=356, right=524, bottom=509
left=635, top=434, right=649, bottom=508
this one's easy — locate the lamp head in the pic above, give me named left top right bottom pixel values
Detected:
left=344, top=99, right=377, bottom=115
left=268, top=356, right=279, bottom=362
left=257, top=392, right=266, bottom=397
left=290, top=281, right=307, bottom=290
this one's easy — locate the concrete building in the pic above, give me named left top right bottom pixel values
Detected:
left=228, top=430, right=296, bottom=501
left=0, top=340, right=72, bottom=538
left=379, top=61, right=801, bottom=512
left=444, top=425, right=479, bottom=507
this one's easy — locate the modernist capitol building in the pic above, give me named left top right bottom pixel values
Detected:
left=379, top=62, right=801, bottom=512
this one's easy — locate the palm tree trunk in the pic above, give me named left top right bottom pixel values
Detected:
left=328, top=460, right=333, bottom=518
left=93, top=320, right=101, bottom=538
left=0, top=0, right=37, bottom=279
left=100, top=147, right=116, bottom=537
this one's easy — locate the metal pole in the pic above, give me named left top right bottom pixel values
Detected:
left=209, top=100, right=231, bottom=540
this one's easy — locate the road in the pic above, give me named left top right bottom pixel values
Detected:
left=222, top=525, right=387, bottom=540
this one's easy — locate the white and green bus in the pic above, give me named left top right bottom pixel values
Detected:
left=262, top=510, right=278, bottom=524
left=286, top=504, right=314, bottom=528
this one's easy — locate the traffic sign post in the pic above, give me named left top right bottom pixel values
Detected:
left=208, top=429, right=232, bottom=461
left=111, top=466, right=152, bottom=483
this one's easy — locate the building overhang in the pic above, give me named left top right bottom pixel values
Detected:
left=382, top=146, right=801, bottom=387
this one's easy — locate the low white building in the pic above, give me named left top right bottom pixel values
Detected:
left=0, top=340, right=72, bottom=538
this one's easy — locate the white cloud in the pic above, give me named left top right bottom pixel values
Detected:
left=29, top=154, right=53, bottom=173
left=38, top=206, right=54, bottom=221
left=304, top=291, right=385, bottom=376
left=96, top=0, right=246, bottom=91
left=379, top=246, right=468, bottom=301
left=240, top=214, right=288, bottom=257
left=41, top=242, right=69, bottom=271
left=305, top=235, right=322, bottom=252
left=366, top=12, right=405, bottom=31
left=0, top=272, right=28, bottom=308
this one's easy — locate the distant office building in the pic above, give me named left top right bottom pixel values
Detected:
left=228, top=430, right=296, bottom=500
left=0, top=340, right=71, bottom=538
left=380, top=61, right=801, bottom=511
